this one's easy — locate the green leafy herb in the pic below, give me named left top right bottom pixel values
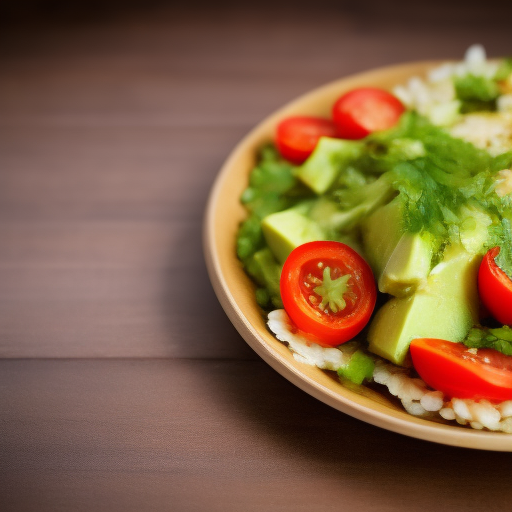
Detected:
left=488, top=218, right=512, bottom=279
left=369, top=115, right=500, bottom=250
left=237, top=214, right=263, bottom=260
left=237, top=145, right=303, bottom=262
left=241, top=145, right=298, bottom=219
left=463, top=326, right=512, bottom=356
left=320, top=112, right=512, bottom=262
left=244, top=248, right=283, bottom=309
left=454, top=74, right=499, bottom=113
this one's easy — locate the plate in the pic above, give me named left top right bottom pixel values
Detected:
left=203, top=61, right=512, bottom=451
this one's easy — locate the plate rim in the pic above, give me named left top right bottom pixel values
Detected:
left=203, top=60, right=512, bottom=451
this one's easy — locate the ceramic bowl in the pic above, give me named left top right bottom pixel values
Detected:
left=204, top=61, right=512, bottom=451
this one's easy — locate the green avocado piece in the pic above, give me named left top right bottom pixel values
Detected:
left=261, top=209, right=325, bottom=264
left=378, top=232, right=434, bottom=297
left=362, top=197, right=434, bottom=297
left=361, top=197, right=404, bottom=279
left=367, top=244, right=480, bottom=366
left=294, top=137, right=362, bottom=194
left=337, top=350, right=375, bottom=385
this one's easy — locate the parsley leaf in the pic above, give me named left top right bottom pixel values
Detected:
left=487, top=218, right=512, bottom=280
left=464, top=326, right=512, bottom=356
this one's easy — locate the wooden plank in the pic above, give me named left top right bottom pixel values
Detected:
left=0, top=126, right=244, bottom=222
left=1, top=7, right=511, bottom=128
left=0, top=124, right=256, bottom=357
left=0, top=221, right=255, bottom=358
left=1, top=359, right=511, bottom=512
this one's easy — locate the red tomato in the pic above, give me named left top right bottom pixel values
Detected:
left=478, top=247, right=512, bottom=325
left=410, top=338, right=512, bottom=402
left=280, top=241, right=377, bottom=346
left=332, top=87, right=405, bottom=140
left=275, top=116, right=339, bottom=164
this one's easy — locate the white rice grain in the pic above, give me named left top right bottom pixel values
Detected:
left=497, top=94, right=512, bottom=112
left=449, top=113, right=512, bottom=156
left=469, top=400, right=501, bottom=431
left=500, top=418, right=512, bottom=434
left=266, top=310, right=512, bottom=433
left=402, top=400, right=427, bottom=417
left=452, top=399, right=473, bottom=421
left=267, top=309, right=347, bottom=371
left=420, top=391, right=444, bottom=412
left=464, top=44, right=487, bottom=75
left=497, top=401, right=512, bottom=417
left=495, top=169, right=512, bottom=197
left=440, top=408, right=456, bottom=421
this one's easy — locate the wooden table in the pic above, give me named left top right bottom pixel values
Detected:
left=1, top=3, right=512, bottom=511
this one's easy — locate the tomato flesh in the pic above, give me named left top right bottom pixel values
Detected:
left=332, top=87, right=405, bottom=140
left=410, top=338, right=512, bottom=402
left=280, top=241, right=377, bottom=346
left=275, top=116, right=339, bottom=164
left=478, top=247, right=512, bottom=325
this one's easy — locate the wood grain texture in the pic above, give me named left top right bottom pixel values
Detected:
left=1, top=2, right=512, bottom=510
left=0, top=125, right=254, bottom=358
left=1, top=359, right=512, bottom=512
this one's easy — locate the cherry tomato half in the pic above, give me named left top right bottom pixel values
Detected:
left=410, top=338, right=512, bottom=402
left=275, top=116, right=339, bottom=164
left=332, top=87, right=405, bottom=140
left=280, top=241, right=377, bottom=347
left=478, top=247, right=512, bottom=325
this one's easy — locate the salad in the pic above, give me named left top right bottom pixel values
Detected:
left=236, top=46, right=512, bottom=432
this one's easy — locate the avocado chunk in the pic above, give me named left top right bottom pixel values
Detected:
left=338, top=350, right=375, bottom=385
left=362, top=197, right=433, bottom=296
left=295, top=137, right=362, bottom=194
left=379, top=232, right=434, bottom=297
left=367, top=244, right=480, bottom=365
left=361, top=197, right=404, bottom=279
left=261, top=209, right=325, bottom=264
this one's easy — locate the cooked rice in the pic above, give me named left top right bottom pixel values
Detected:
left=268, top=310, right=512, bottom=433
left=449, top=112, right=512, bottom=156
left=393, top=44, right=512, bottom=157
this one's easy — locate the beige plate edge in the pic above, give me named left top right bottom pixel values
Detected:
left=203, top=61, right=512, bottom=452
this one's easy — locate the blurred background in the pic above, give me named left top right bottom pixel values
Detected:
left=2, top=0, right=511, bottom=138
